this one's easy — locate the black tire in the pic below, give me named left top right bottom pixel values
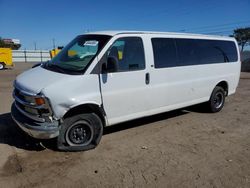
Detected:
left=0, top=62, right=5, bottom=70
left=208, top=86, right=225, bottom=113
left=57, top=113, right=103, bottom=151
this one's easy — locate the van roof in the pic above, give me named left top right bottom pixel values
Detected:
left=86, top=30, right=234, bottom=40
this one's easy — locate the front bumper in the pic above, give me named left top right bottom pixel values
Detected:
left=11, top=103, right=60, bottom=139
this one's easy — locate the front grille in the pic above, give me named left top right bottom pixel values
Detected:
left=13, top=85, right=53, bottom=122
left=16, top=101, right=39, bottom=115
left=14, top=88, right=35, bottom=104
left=14, top=88, right=25, bottom=101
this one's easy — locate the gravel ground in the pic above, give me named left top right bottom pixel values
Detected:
left=0, top=62, right=250, bottom=188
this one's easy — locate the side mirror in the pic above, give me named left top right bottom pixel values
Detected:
left=102, top=56, right=118, bottom=73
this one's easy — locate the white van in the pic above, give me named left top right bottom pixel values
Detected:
left=11, top=31, right=241, bottom=151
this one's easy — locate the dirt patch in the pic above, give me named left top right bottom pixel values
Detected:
left=1, top=154, right=23, bottom=177
left=0, top=62, right=250, bottom=187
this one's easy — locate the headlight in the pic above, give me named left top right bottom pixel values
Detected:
left=35, top=97, right=46, bottom=105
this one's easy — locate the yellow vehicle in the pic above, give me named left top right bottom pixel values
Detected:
left=0, top=48, right=13, bottom=70
left=50, top=47, right=63, bottom=58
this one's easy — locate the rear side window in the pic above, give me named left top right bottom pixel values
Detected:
left=196, top=40, right=238, bottom=64
left=151, top=38, right=177, bottom=68
left=196, top=40, right=225, bottom=64
left=214, top=40, right=238, bottom=62
left=107, top=37, right=145, bottom=72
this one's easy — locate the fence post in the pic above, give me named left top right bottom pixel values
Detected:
left=24, top=49, right=27, bottom=63
left=40, top=50, right=43, bottom=62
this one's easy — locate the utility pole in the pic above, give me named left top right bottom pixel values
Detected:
left=34, top=41, right=37, bottom=50
left=52, top=38, right=56, bottom=49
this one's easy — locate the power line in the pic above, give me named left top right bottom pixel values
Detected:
left=205, top=30, right=235, bottom=35
left=190, top=24, right=250, bottom=34
left=127, top=0, right=247, bottom=29
left=180, top=20, right=250, bottom=32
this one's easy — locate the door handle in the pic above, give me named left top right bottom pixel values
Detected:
left=145, top=72, right=150, bottom=85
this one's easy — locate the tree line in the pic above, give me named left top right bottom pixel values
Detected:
left=231, top=27, right=250, bottom=52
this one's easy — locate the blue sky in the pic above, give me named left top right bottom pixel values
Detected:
left=0, top=0, right=249, bottom=50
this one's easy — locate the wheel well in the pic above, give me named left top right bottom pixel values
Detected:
left=63, top=104, right=106, bottom=127
left=216, top=81, right=228, bottom=96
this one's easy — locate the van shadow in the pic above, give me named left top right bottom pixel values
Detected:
left=0, top=113, right=45, bottom=151
left=184, top=103, right=211, bottom=113
left=104, top=109, right=189, bottom=135
left=0, top=104, right=207, bottom=151
left=104, top=103, right=212, bottom=135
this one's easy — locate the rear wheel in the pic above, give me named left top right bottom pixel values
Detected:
left=208, top=86, right=225, bottom=113
left=0, top=62, right=5, bottom=70
left=57, top=113, right=103, bottom=151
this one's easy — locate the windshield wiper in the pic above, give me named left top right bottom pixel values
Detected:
left=46, top=63, right=67, bottom=73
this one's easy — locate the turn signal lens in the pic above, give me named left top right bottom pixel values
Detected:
left=35, top=97, right=45, bottom=105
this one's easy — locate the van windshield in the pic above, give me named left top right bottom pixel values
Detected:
left=43, top=34, right=111, bottom=74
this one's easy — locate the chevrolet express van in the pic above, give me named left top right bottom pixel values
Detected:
left=11, top=31, right=241, bottom=151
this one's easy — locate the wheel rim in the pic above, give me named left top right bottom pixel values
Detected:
left=0, top=64, right=3, bottom=70
left=213, top=92, right=224, bottom=109
left=65, top=120, right=94, bottom=146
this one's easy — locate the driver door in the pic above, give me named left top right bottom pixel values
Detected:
left=100, top=37, right=150, bottom=125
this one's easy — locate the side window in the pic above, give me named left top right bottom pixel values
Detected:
left=107, top=37, right=145, bottom=72
left=175, top=39, right=200, bottom=66
left=213, top=40, right=238, bottom=62
left=151, top=38, right=177, bottom=68
left=150, top=38, right=238, bottom=69
left=196, top=40, right=238, bottom=64
left=196, top=40, right=225, bottom=64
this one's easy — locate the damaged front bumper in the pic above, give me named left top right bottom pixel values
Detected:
left=11, top=103, right=60, bottom=139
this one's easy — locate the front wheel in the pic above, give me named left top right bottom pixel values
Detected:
left=207, top=86, right=226, bottom=113
left=57, top=113, right=103, bottom=151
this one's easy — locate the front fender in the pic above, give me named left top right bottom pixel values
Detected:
left=41, top=74, right=102, bottom=120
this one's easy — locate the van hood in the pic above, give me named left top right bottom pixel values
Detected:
left=15, top=66, right=73, bottom=94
